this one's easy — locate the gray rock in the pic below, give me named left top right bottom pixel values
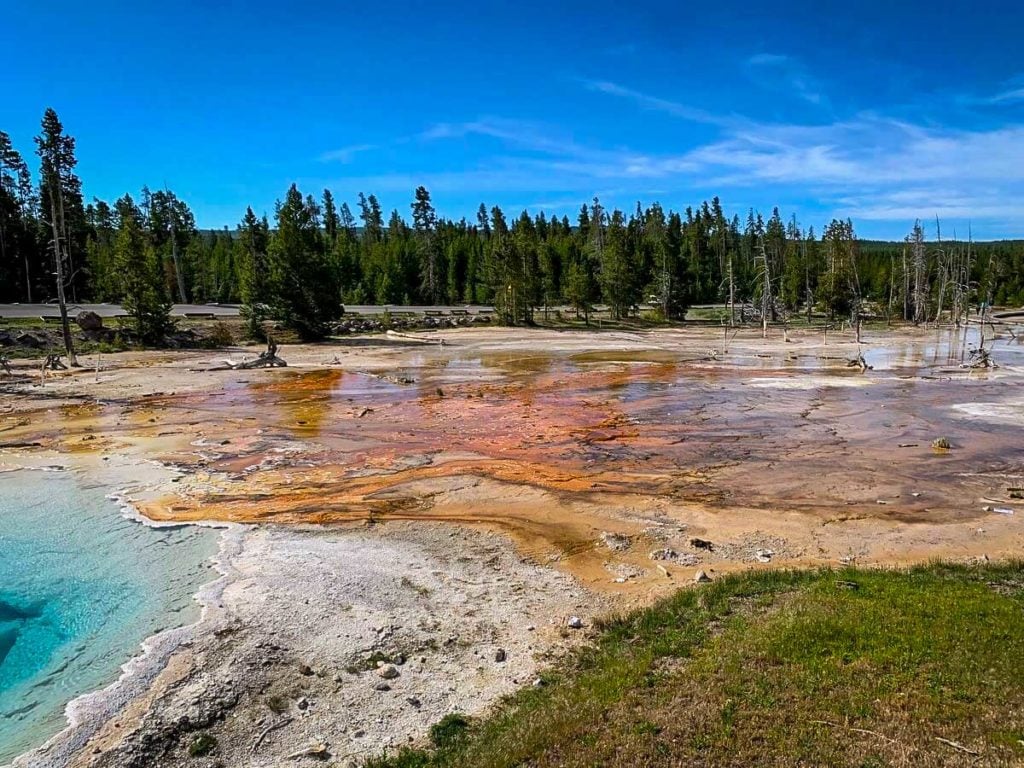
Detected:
left=694, top=570, right=712, bottom=583
left=600, top=532, right=632, bottom=551
left=377, top=664, right=400, bottom=680
left=567, top=616, right=583, bottom=629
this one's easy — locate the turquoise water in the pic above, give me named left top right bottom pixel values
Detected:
left=0, top=468, right=218, bottom=764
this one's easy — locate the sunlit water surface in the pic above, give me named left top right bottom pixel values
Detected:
left=0, top=469, right=217, bottom=764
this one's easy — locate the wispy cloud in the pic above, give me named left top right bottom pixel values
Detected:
left=580, top=79, right=738, bottom=127
left=318, top=74, right=1024, bottom=231
left=745, top=53, right=823, bottom=105
left=990, top=87, right=1024, bottom=104
left=319, top=144, right=375, bottom=163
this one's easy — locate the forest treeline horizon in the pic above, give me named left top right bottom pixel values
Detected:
left=2, top=109, right=1023, bottom=350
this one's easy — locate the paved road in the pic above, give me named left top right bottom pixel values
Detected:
left=0, top=303, right=497, bottom=319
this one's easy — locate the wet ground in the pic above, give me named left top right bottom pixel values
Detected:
left=3, top=324, right=1023, bottom=594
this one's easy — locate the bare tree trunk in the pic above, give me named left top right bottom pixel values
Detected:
left=45, top=194, right=77, bottom=366
left=887, top=253, right=895, bottom=328
left=171, top=225, right=187, bottom=303
left=728, top=255, right=736, bottom=327
left=23, top=252, right=32, bottom=302
left=757, top=240, right=771, bottom=338
left=933, top=217, right=947, bottom=326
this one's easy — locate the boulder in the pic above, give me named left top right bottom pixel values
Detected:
left=75, top=310, right=103, bottom=331
left=15, top=331, right=48, bottom=349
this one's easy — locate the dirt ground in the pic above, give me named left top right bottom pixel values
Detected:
left=3, top=323, right=1023, bottom=767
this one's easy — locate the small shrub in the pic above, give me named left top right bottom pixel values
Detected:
left=429, top=713, right=470, bottom=747
left=206, top=321, right=235, bottom=348
left=932, top=437, right=952, bottom=450
left=188, top=733, right=217, bottom=757
left=266, top=695, right=288, bottom=714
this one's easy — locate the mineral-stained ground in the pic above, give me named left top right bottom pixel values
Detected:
left=2, top=324, right=1022, bottom=766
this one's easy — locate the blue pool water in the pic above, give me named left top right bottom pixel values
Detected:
left=0, top=468, right=218, bottom=764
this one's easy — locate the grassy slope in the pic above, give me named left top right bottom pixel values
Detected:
left=367, top=564, right=1024, bottom=768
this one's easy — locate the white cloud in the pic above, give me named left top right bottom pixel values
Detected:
left=319, top=144, right=375, bottom=163
left=990, top=87, right=1024, bottom=104
left=580, top=79, right=737, bottom=127
left=318, top=79, right=1024, bottom=230
left=744, top=53, right=823, bottom=105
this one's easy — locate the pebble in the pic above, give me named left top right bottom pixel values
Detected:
left=494, top=648, right=507, bottom=662
left=567, top=616, right=583, bottom=629
left=377, top=664, right=400, bottom=680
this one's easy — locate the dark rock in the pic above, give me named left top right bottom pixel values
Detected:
left=15, top=331, right=48, bottom=349
left=76, top=310, right=103, bottom=331
left=494, top=648, right=507, bottom=663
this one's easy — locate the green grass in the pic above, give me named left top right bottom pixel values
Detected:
left=364, top=563, right=1024, bottom=768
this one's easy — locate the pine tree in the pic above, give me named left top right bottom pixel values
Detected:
left=237, top=206, right=270, bottom=337
left=599, top=209, right=640, bottom=319
left=114, top=194, right=173, bottom=344
left=322, top=189, right=339, bottom=246
left=267, top=184, right=341, bottom=339
left=820, top=219, right=860, bottom=322
left=412, top=186, right=442, bottom=303
left=146, top=188, right=195, bottom=302
left=0, top=132, right=38, bottom=302
left=35, top=108, right=82, bottom=364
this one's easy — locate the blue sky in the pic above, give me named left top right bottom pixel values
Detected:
left=3, top=0, right=1024, bottom=239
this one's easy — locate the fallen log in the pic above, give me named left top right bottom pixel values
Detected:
left=209, top=340, right=288, bottom=371
left=234, top=339, right=288, bottom=369
left=961, top=347, right=996, bottom=369
left=846, top=351, right=872, bottom=372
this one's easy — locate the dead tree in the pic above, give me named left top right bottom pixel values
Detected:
left=909, top=220, right=928, bottom=325
left=755, top=238, right=773, bottom=338
left=963, top=347, right=995, bottom=369
left=846, top=349, right=872, bottom=372
left=42, top=353, right=67, bottom=371
left=230, top=339, right=288, bottom=370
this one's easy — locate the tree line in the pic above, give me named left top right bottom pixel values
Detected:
left=2, top=109, right=1022, bottom=353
